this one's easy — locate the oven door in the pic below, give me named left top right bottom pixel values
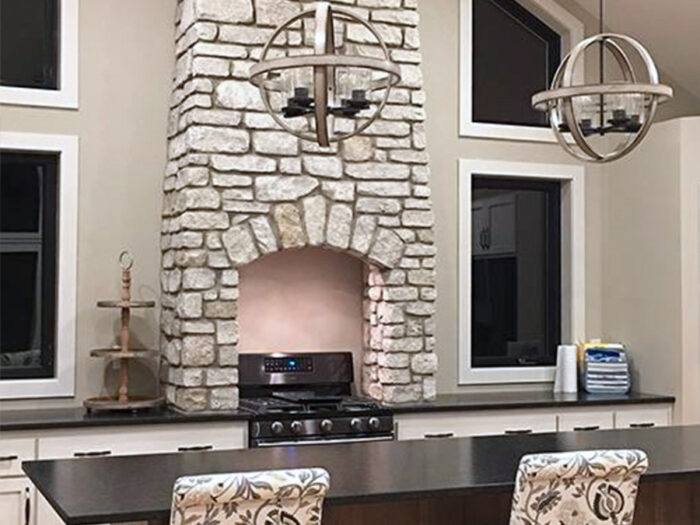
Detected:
left=251, top=433, right=395, bottom=448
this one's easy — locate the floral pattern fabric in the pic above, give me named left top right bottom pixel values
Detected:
left=170, top=468, right=330, bottom=525
left=509, top=449, right=648, bottom=525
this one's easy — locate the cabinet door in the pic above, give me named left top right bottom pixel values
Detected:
left=38, top=422, right=247, bottom=459
left=0, top=478, right=33, bottom=525
left=558, top=410, right=614, bottom=432
left=396, top=410, right=556, bottom=440
left=615, top=405, right=671, bottom=429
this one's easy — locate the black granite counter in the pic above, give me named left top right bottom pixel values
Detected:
left=0, top=391, right=674, bottom=432
left=23, top=425, right=700, bottom=524
left=0, top=406, right=251, bottom=431
left=384, top=391, right=675, bottom=414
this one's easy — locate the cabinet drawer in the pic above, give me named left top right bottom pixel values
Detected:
left=615, top=405, right=671, bottom=429
left=38, top=423, right=247, bottom=460
left=397, top=410, right=556, bottom=440
left=0, top=438, right=36, bottom=478
left=558, top=410, right=614, bottom=432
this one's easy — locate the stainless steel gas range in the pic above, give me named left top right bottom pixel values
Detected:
left=239, top=352, right=395, bottom=447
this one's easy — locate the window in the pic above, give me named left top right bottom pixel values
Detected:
left=471, top=177, right=561, bottom=368
left=0, top=132, right=78, bottom=399
left=0, top=0, right=78, bottom=108
left=460, top=0, right=583, bottom=141
left=472, top=0, right=560, bottom=128
left=459, top=159, right=585, bottom=384
left=1, top=152, right=58, bottom=379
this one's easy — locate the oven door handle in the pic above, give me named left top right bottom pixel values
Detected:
left=254, top=435, right=395, bottom=447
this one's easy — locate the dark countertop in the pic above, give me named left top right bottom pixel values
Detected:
left=0, top=406, right=251, bottom=431
left=385, top=390, right=676, bottom=414
left=23, top=425, right=700, bottom=525
left=0, top=391, right=674, bottom=432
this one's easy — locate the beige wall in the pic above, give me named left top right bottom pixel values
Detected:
left=0, top=0, right=176, bottom=409
left=419, top=0, right=605, bottom=393
left=600, top=117, right=700, bottom=424
left=1, top=0, right=697, bottom=408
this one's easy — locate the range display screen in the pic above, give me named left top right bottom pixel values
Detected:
left=264, top=356, right=313, bottom=373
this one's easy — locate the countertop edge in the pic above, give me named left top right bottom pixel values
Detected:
left=0, top=392, right=675, bottom=432
left=387, top=394, right=676, bottom=414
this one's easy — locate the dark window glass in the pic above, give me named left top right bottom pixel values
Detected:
left=472, top=0, right=560, bottom=127
left=471, top=176, right=561, bottom=368
left=0, top=151, right=58, bottom=379
left=0, top=0, right=59, bottom=89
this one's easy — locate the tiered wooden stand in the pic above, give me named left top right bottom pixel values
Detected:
left=84, top=252, right=164, bottom=412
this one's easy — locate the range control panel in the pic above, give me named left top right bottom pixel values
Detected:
left=264, top=356, right=313, bottom=374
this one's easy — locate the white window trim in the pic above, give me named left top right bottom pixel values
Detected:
left=0, top=132, right=78, bottom=398
left=0, top=0, right=79, bottom=109
left=458, top=159, right=585, bottom=384
left=459, top=0, right=584, bottom=142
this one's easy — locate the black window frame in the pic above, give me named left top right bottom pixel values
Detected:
left=471, top=0, right=562, bottom=128
left=0, top=0, right=60, bottom=90
left=471, top=175, right=562, bottom=368
left=0, top=151, right=59, bottom=380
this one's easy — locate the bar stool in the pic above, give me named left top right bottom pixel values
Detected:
left=170, top=467, right=330, bottom=525
left=509, top=449, right=648, bottom=525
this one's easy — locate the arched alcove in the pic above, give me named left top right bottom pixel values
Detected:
left=238, top=247, right=365, bottom=383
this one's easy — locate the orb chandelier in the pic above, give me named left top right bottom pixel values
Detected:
left=531, top=0, right=673, bottom=163
left=249, top=1, right=402, bottom=147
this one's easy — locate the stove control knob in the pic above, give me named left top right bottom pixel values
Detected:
left=368, top=417, right=381, bottom=431
left=290, top=421, right=303, bottom=435
left=350, top=418, right=363, bottom=432
left=271, top=421, right=285, bottom=435
left=320, top=419, right=334, bottom=433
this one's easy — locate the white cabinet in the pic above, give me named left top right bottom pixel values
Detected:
left=396, top=403, right=672, bottom=441
left=397, top=410, right=557, bottom=440
left=614, top=406, right=671, bottom=429
left=0, top=438, right=36, bottom=478
left=0, top=477, right=34, bottom=525
left=558, top=409, right=614, bottom=432
left=38, top=422, right=247, bottom=460
left=33, top=422, right=246, bottom=525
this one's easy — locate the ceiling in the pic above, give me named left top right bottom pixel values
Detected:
left=571, top=0, right=700, bottom=100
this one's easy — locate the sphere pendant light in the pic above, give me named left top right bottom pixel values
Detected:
left=249, top=1, right=402, bottom=147
left=532, top=0, right=673, bottom=163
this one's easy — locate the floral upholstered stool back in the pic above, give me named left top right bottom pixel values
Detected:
left=170, top=468, right=330, bottom=525
left=509, top=449, right=648, bottom=525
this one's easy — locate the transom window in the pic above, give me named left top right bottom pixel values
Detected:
left=0, top=0, right=78, bottom=108
left=0, top=151, right=59, bottom=379
left=0, top=0, right=59, bottom=90
left=472, top=0, right=561, bottom=128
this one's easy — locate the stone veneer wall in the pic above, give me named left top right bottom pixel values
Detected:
left=161, top=0, right=437, bottom=412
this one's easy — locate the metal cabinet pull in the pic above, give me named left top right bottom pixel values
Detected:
left=424, top=432, right=454, bottom=439
left=74, top=450, right=112, bottom=458
left=573, top=425, right=600, bottom=431
left=0, top=455, right=19, bottom=461
left=178, top=444, right=214, bottom=452
left=630, top=422, right=655, bottom=428
left=24, top=487, right=31, bottom=525
left=505, top=429, right=533, bottom=435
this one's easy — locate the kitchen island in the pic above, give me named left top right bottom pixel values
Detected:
left=24, top=425, right=700, bottom=525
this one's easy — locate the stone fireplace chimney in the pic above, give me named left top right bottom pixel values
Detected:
left=160, top=0, right=437, bottom=412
